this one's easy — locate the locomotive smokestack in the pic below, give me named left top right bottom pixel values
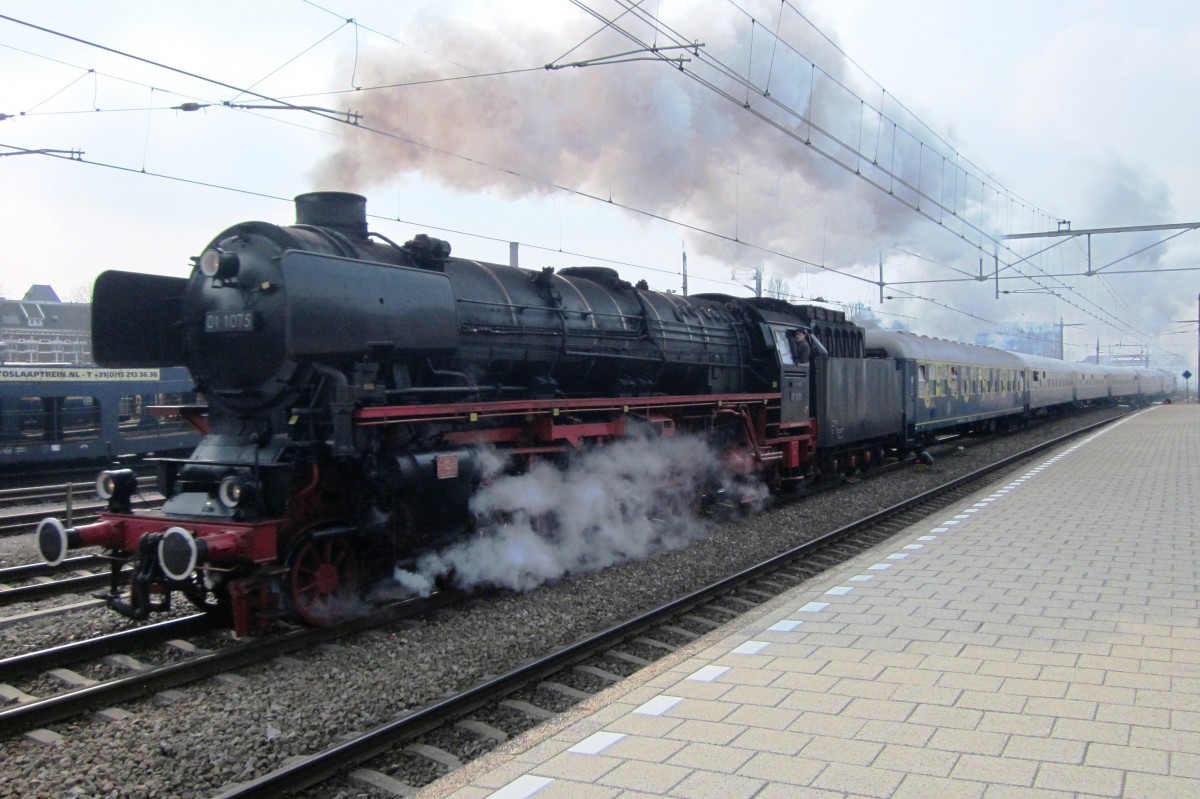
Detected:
left=295, top=192, right=368, bottom=238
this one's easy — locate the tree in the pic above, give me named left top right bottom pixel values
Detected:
left=765, top=274, right=791, bottom=301
left=65, top=279, right=95, bottom=304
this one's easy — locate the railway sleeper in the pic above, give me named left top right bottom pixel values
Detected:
left=538, top=681, right=592, bottom=702
left=573, top=664, right=623, bottom=684
left=403, top=742, right=463, bottom=770
left=348, top=768, right=418, bottom=798
left=455, top=719, right=508, bottom=743
left=498, top=699, right=555, bottom=721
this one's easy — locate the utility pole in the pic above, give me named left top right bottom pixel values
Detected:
left=681, top=246, right=688, bottom=296
left=1174, top=293, right=1200, bottom=403
left=1055, top=319, right=1084, bottom=361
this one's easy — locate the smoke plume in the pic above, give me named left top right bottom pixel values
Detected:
left=313, top=2, right=1191, bottom=359
left=314, top=1, right=920, bottom=274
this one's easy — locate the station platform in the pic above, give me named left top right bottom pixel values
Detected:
left=417, top=405, right=1200, bottom=799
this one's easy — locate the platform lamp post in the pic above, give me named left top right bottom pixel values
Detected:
left=1185, top=370, right=1193, bottom=405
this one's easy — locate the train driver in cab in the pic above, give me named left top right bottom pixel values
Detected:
left=791, top=329, right=811, bottom=364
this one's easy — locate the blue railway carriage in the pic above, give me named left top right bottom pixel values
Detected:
left=864, top=331, right=1028, bottom=448
left=0, top=364, right=198, bottom=470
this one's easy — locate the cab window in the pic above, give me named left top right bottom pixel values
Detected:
left=774, top=329, right=795, bottom=365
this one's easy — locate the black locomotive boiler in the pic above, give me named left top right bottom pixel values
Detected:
left=37, top=192, right=1171, bottom=634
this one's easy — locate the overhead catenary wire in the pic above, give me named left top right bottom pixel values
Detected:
left=0, top=13, right=356, bottom=127
left=0, top=12, right=867, bottom=291
left=0, top=25, right=1108, bottom=339
left=575, top=0, right=1153, bottom=341
left=0, top=141, right=753, bottom=297
left=0, top=4, right=1182, bottom=349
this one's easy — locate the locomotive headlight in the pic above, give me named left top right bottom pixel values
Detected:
left=199, top=248, right=241, bottom=280
left=217, top=475, right=257, bottom=509
left=96, top=469, right=136, bottom=500
left=96, top=469, right=137, bottom=513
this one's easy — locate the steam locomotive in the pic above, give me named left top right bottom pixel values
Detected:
left=37, top=193, right=1174, bottom=634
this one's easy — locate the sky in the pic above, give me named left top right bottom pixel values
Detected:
left=2, top=0, right=1197, bottom=371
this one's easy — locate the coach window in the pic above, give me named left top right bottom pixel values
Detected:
left=62, top=396, right=101, bottom=441
left=20, top=396, right=101, bottom=442
left=15, top=396, right=41, bottom=439
left=119, top=393, right=142, bottom=428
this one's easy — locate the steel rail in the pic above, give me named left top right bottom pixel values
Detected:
left=0, top=554, right=105, bottom=582
left=0, top=613, right=216, bottom=682
left=0, top=570, right=124, bottom=606
left=0, top=495, right=161, bottom=537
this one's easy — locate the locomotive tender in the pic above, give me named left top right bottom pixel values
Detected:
left=37, top=193, right=1175, bottom=634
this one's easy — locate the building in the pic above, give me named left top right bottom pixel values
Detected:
left=0, top=285, right=92, bottom=364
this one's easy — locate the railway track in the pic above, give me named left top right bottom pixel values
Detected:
left=0, top=466, right=158, bottom=535
left=0, top=566, right=119, bottom=607
left=0, top=465, right=156, bottom=507
left=0, top=593, right=464, bottom=737
left=204, top=414, right=1121, bottom=799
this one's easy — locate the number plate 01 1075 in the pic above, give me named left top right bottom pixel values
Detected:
left=204, top=311, right=257, bottom=332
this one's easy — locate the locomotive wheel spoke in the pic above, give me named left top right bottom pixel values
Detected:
left=284, top=532, right=362, bottom=626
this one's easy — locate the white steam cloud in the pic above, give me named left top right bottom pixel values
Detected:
left=391, top=433, right=764, bottom=595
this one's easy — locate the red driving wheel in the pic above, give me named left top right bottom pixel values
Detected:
left=284, top=533, right=362, bottom=626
